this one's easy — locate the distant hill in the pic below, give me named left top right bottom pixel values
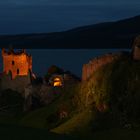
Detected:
left=0, top=15, right=140, bottom=49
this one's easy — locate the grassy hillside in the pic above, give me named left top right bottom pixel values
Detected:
left=0, top=89, right=24, bottom=124
left=0, top=124, right=74, bottom=140
left=51, top=54, right=140, bottom=136
left=16, top=54, right=140, bottom=136
left=20, top=85, right=79, bottom=129
left=1, top=53, right=140, bottom=139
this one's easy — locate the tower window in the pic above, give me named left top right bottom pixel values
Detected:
left=12, top=61, right=15, bottom=65
left=17, top=69, right=19, bottom=74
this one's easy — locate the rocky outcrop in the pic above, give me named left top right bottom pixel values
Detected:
left=82, top=52, right=125, bottom=81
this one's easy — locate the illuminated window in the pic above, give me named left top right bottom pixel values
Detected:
left=12, top=61, right=15, bottom=65
left=17, top=69, right=19, bottom=74
left=53, top=77, right=62, bottom=87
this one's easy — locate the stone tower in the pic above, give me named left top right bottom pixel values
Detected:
left=2, top=48, right=32, bottom=79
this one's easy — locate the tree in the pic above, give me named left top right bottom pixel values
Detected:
left=45, top=65, right=64, bottom=82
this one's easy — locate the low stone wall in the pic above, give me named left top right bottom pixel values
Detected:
left=0, top=72, right=31, bottom=93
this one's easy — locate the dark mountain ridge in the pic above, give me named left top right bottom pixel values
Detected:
left=0, top=15, right=140, bottom=49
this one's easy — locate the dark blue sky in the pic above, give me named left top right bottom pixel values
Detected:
left=0, top=0, right=140, bottom=34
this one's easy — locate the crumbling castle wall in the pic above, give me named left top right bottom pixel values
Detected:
left=82, top=52, right=124, bottom=81
left=0, top=71, right=31, bottom=93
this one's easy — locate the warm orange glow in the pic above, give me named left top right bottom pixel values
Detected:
left=53, top=77, right=62, bottom=87
left=2, top=48, right=32, bottom=79
left=54, top=81, right=62, bottom=87
left=54, top=78, right=61, bottom=81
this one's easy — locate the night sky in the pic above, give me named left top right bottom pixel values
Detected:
left=0, top=1, right=138, bottom=77
left=0, top=0, right=140, bottom=34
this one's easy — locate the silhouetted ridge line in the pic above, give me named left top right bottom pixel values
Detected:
left=0, top=15, right=140, bottom=49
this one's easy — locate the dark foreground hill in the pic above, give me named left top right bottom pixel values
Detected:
left=0, top=15, right=140, bottom=49
left=51, top=54, right=140, bottom=136
left=0, top=124, right=75, bottom=140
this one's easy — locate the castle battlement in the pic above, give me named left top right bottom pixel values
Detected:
left=2, top=48, right=32, bottom=79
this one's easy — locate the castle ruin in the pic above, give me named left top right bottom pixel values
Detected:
left=82, top=52, right=123, bottom=81
left=2, top=48, right=32, bottom=79
left=0, top=48, right=33, bottom=93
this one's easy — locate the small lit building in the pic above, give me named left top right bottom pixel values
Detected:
left=53, top=77, right=62, bottom=87
left=49, top=74, right=64, bottom=87
left=48, top=73, right=81, bottom=87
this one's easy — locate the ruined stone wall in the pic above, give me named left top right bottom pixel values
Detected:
left=82, top=52, right=123, bottom=81
left=132, top=36, right=140, bottom=60
left=2, top=49, right=32, bottom=79
left=132, top=46, right=140, bottom=60
left=0, top=72, right=31, bottom=93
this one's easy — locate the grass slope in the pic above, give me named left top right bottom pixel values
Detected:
left=0, top=124, right=74, bottom=140
left=20, top=85, right=79, bottom=129
left=1, top=54, right=140, bottom=139
left=52, top=54, right=140, bottom=136
left=51, top=109, right=94, bottom=135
